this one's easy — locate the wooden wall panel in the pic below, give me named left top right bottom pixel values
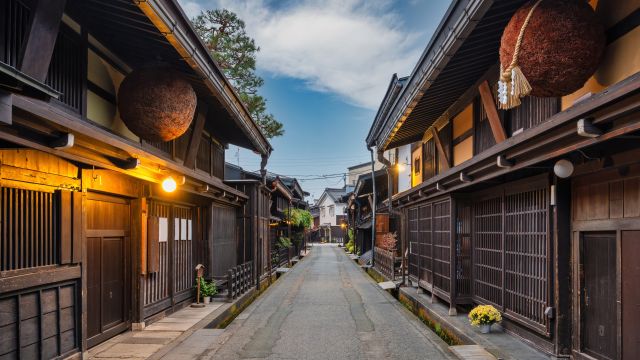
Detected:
left=72, top=191, right=82, bottom=263
left=147, top=216, right=159, bottom=274
left=59, top=190, right=72, bottom=265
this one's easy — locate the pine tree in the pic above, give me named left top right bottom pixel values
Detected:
left=192, top=9, right=284, bottom=139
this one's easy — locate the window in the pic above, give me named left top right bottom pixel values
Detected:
left=329, top=206, right=335, bottom=217
left=452, top=104, right=473, bottom=166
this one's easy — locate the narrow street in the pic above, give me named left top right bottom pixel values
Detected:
left=194, top=245, right=454, bottom=360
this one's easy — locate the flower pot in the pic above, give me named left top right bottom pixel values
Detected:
left=203, top=296, right=211, bottom=304
left=480, top=324, right=491, bottom=334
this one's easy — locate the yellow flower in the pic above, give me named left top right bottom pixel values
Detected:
left=468, top=305, right=502, bottom=326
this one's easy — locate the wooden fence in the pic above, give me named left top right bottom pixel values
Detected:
left=374, top=246, right=398, bottom=281
left=226, top=261, right=253, bottom=300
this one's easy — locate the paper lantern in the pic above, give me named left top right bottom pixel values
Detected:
left=498, top=0, right=605, bottom=109
left=118, top=67, right=197, bottom=142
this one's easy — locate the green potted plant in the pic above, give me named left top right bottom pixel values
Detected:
left=468, top=304, right=502, bottom=334
left=198, top=277, right=217, bottom=304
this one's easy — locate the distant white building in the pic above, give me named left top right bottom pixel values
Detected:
left=346, top=161, right=383, bottom=187
left=315, top=186, right=353, bottom=243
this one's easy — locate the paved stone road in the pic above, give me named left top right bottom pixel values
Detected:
left=191, top=244, right=454, bottom=360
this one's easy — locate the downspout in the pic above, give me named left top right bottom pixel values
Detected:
left=368, top=147, right=376, bottom=267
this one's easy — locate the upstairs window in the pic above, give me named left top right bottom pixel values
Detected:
left=452, top=104, right=473, bottom=166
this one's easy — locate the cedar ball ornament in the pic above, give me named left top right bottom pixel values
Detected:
left=498, top=0, right=605, bottom=109
left=118, top=66, right=197, bottom=142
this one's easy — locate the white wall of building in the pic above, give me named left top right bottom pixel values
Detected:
left=396, top=144, right=412, bottom=193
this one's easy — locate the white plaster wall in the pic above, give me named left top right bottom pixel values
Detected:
left=397, top=144, right=412, bottom=193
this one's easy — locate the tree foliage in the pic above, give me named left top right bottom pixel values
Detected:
left=285, top=208, right=312, bottom=229
left=192, top=9, right=284, bottom=139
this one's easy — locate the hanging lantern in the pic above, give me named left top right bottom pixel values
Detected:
left=118, top=66, right=197, bottom=142
left=497, top=0, right=605, bottom=109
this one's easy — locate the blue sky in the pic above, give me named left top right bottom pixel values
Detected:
left=178, top=0, right=452, bottom=200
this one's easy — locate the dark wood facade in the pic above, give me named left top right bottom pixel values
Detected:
left=366, top=0, right=640, bottom=358
left=0, top=0, right=271, bottom=358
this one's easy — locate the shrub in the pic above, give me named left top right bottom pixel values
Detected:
left=197, top=277, right=217, bottom=299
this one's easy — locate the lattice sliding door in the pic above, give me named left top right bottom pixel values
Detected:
left=418, top=204, right=432, bottom=286
left=473, top=196, right=503, bottom=307
left=432, top=200, right=451, bottom=295
left=408, top=208, right=419, bottom=282
left=504, top=188, right=549, bottom=332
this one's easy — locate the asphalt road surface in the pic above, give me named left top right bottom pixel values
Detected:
left=199, top=244, right=454, bottom=360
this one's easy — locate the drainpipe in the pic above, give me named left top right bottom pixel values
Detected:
left=260, top=154, right=268, bottom=185
left=368, top=147, right=376, bottom=267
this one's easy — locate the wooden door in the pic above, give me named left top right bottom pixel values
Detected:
left=622, top=231, right=640, bottom=359
left=581, top=232, right=616, bottom=360
left=210, top=205, right=237, bottom=277
left=86, top=194, right=130, bottom=347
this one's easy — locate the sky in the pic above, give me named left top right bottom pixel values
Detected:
left=177, top=0, right=452, bottom=200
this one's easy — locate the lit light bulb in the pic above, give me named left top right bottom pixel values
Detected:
left=162, top=176, right=177, bottom=192
left=396, top=163, right=406, bottom=173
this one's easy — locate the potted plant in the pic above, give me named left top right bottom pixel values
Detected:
left=468, top=305, right=502, bottom=334
left=198, top=277, right=217, bottom=304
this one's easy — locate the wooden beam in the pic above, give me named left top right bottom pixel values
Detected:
left=19, top=0, right=66, bottom=82
left=0, top=91, right=11, bottom=125
left=183, top=105, right=208, bottom=169
left=432, top=128, right=450, bottom=171
left=478, top=80, right=507, bottom=143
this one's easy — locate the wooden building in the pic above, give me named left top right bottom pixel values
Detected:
left=0, top=0, right=272, bottom=357
left=366, top=0, right=640, bottom=358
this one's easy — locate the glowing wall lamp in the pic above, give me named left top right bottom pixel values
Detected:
left=553, top=159, right=574, bottom=178
left=162, top=176, right=177, bottom=192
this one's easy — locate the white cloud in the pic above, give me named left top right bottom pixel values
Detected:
left=179, top=0, right=424, bottom=110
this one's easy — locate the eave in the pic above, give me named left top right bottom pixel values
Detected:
left=375, top=0, right=528, bottom=151
left=9, top=95, right=249, bottom=202
left=391, top=72, right=640, bottom=207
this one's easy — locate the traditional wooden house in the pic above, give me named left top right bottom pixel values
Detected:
left=0, top=0, right=272, bottom=357
left=366, top=0, right=640, bottom=358
left=347, top=170, right=388, bottom=257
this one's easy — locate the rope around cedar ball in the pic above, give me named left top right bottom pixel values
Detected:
left=498, top=0, right=606, bottom=110
left=497, top=0, right=543, bottom=110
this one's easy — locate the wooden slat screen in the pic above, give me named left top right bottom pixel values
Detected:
left=0, top=0, right=30, bottom=68
left=173, top=206, right=193, bottom=296
left=432, top=200, right=451, bottom=295
left=504, top=187, right=548, bottom=330
left=456, top=201, right=472, bottom=300
left=196, top=134, right=211, bottom=174
left=422, top=138, right=436, bottom=179
left=471, top=178, right=550, bottom=333
left=45, top=26, right=83, bottom=113
left=474, top=96, right=499, bottom=154
left=408, top=207, right=419, bottom=282
left=473, top=196, right=503, bottom=307
left=143, top=202, right=170, bottom=307
left=174, top=127, right=192, bottom=161
left=418, top=204, right=432, bottom=286
left=1, top=187, right=58, bottom=271
left=506, top=96, right=558, bottom=136
left=212, top=142, right=224, bottom=179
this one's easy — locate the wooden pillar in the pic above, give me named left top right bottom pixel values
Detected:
left=131, top=197, right=148, bottom=326
left=553, top=177, right=572, bottom=355
left=18, top=0, right=66, bottom=82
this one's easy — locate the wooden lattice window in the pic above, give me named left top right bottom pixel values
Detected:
left=408, top=208, right=419, bottom=281
left=0, top=0, right=30, bottom=68
left=432, top=200, right=451, bottom=294
left=46, top=26, right=84, bottom=112
left=504, top=187, right=548, bottom=331
left=418, top=204, right=432, bottom=285
left=1, top=187, right=59, bottom=271
left=473, top=196, right=503, bottom=307
left=471, top=176, right=550, bottom=334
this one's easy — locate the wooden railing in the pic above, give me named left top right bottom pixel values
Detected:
left=227, top=261, right=253, bottom=300
left=374, top=246, right=399, bottom=281
left=271, top=247, right=290, bottom=269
